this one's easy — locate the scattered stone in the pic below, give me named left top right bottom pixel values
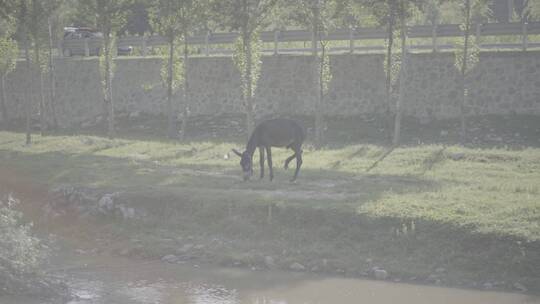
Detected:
left=289, top=262, right=306, bottom=271
left=98, top=194, right=115, bottom=212
left=81, top=138, right=94, bottom=145
left=448, top=152, right=465, bottom=161
left=129, top=111, right=141, bottom=119
left=513, top=282, right=527, bottom=292
left=483, top=282, right=494, bottom=290
left=177, top=244, right=194, bottom=254
left=118, top=248, right=131, bottom=256
left=427, top=274, right=439, bottom=283
left=74, top=249, right=86, bottom=255
left=193, top=244, right=205, bottom=250
left=161, top=255, right=179, bottom=263
left=373, top=269, right=388, bottom=280
left=264, top=256, right=276, bottom=269
left=435, top=267, right=446, bottom=274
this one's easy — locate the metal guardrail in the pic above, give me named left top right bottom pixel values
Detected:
left=59, top=22, right=540, bottom=57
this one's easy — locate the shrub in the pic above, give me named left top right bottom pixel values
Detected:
left=0, top=194, right=49, bottom=294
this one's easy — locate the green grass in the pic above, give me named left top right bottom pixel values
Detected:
left=1, top=131, right=539, bottom=241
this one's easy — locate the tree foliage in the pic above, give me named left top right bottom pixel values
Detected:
left=232, top=30, right=263, bottom=99
left=0, top=36, right=18, bottom=77
left=0, top=195, right=48, bottom=279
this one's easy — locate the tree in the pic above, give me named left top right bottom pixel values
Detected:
left=12, top=0, right=34, bottom=144
left=80, top=0, right=132, bottom=139
left=525, top=0, right=540, bottom=19
left=0, top=19, right=18, bottom=126
left=28, top=0, right=49, bottom=135
left=279, top=0, right=345, bottom=148
left=150, top=0, right=207, bottom=140
left=212, top=0, right=279, bottom=137
left=454, top=0, right=490, bottom=144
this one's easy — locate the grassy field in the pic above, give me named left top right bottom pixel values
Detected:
left=0, top=129, right=539, bottom=291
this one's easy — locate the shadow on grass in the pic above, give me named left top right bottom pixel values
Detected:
left=2, top=147, right=539, bottom=294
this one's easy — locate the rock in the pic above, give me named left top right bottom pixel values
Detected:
left=193, top=244, right=205, bottom=250
left=483, top=282, right=494, bottom=290
left=98, top=194, right=115, bottom=212
left=161, top=255, right=179, bottom=263
left=440, top=130, right=449, bottom=136
left=129, top=111, right=141, bottom=119
left=118, top=248, right=131, bottom=256
left=373, top=269, right=388, bottom=280
left=81, top=138, right=94, bottom=145
left=116, top=205, right=136, bottom=219
left=177, top=244, right=194, bottom=254
left=427, top=274, right=439, bottom=283
left=435, top=267, right=446, bottom=274
left=513, top=282, right=527, bottom=292
left=264, top=256, right=276, bottom=269
left=289, top=262, right=306, bottom=271
left=448, top=152, right=465, bottom=161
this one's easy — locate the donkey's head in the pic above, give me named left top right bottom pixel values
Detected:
left=232, top=149, right=253, bottom=181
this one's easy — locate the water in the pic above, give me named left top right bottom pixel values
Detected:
left=2, top=254, right=538, bottom=304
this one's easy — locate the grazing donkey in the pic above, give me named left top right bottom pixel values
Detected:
left=232, top=118, right=305, bottom=182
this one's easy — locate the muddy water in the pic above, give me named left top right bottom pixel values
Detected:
left=3, top=254, right=539, bottom=304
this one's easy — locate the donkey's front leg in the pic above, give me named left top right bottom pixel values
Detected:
left=259, top=147, right=265, bottom=179
left=266, top=146, right=274, bottom=181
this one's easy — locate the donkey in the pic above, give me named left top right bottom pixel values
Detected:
left=232, top=118, right=305, bottom=182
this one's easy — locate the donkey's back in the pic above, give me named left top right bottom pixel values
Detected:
left=254, top=118, right=305, bottom=148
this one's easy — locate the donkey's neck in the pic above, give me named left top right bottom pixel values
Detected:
left=245, top=129, right=260, bottom=157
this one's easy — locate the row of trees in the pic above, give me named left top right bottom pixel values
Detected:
left=0, top=0, right=539, bottom=146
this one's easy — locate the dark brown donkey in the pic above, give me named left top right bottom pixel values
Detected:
left=232, top=118, right=305, bottom=182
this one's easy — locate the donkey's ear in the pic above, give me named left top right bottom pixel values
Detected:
left=232, top=149, right=242, bottom=157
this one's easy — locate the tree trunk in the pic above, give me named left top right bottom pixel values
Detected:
left=166, top=34, right=176, bottom=139
left=24, top=38, right=32, bottom=145
left=180, top=36, right=190, bottom=141
left=0, top=75, right=8, bottom=125
left=39, top=71, right=45, bottom=135
left=48, top=16, right=58, bottom=129
left=243, top=30, right=255, bottom=138
left=393, top=4, right=407, bottom=146
left=385, top=0, right=396, bottom=142
left=33, top=34, right=46, bottom=136
left=103, top=32, right=115, bottom=139
left=460, top=0, right=471, bottom=145
left=312, top=3, right=323, bottom=149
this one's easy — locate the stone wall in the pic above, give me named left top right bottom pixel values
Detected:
left=2, top=51, right=539, bottom=127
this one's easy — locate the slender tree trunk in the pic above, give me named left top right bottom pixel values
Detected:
left=166, top=34, right=176, bottom=139
left=180, top=35, right=190, bottom=141
left=33, top=37, right=46, bottom=136
left=393, top=4, right=407, bottom=146
left=385, top=0, right=396, bottom=142
left=103, top=32, right=115, bottom=139
left=316, top=41, right=325, bottom=149
left=312, top=3, right=323, bottom=149
left=243, top=29, right=255, bottom=138
left=460, top=0, right=471, bottom=144
left=48, top=16, right=58, bottom=129
left=24, top=37, right=32, bottom=145
left=39, top=71, right=45, bottom=135
left=0, top=75, right=8, bottom=125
